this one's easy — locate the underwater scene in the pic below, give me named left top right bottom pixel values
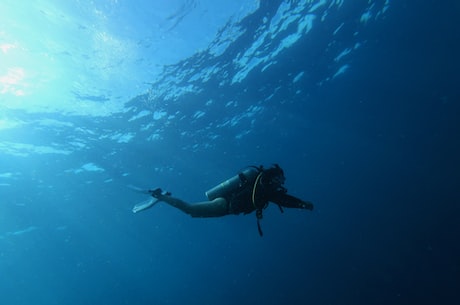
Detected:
left=1, top=1, right=459, bottom=304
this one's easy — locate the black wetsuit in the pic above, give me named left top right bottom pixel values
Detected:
left=226, top=172, right=311, bottom=215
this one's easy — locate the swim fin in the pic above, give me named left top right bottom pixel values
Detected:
left=127, top=184, right=151, bottom=194
left=132, top=197, right=160, bottom=213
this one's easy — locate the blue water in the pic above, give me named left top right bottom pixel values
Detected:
left=1, top=1, right=459, bottom=304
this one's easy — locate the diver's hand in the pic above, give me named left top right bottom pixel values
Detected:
left=301, top=201, right=314, bottom=211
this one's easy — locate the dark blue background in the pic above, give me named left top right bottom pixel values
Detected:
left=0, top=1, right=459, bottom=305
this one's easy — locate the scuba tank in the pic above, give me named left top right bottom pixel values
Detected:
left=205, top=167, right=260, bottom=200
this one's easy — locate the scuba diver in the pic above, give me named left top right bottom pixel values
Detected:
left=132, top=164, right=313, bottom=236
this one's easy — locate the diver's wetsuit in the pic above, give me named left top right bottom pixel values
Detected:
left=225, top=169, right=313, bottom=215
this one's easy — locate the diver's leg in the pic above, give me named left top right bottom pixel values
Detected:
left=153, top=191, right=229, bottom=217
left=186, top=198, right=229, bottom=217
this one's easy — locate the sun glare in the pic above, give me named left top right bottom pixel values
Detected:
left=0, top=67, right=26, bottom=96
left=1, top=43, right=16, bottom=54
left=0, top=43, right=16, bottom=54
left=0, top=43, right=27, bottom=96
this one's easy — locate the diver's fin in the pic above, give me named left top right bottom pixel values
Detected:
left=132, top=197, right=160, bottom=213
left=127, top=184, right=151, bottom=195
left=128, top=185, right=170, bottom=197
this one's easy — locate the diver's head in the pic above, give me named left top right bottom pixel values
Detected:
left=262, top=164, right=285, bottom=189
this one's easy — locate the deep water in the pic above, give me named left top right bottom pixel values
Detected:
left=0, top=1, right=459, bottom=305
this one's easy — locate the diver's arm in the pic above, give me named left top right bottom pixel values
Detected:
left=271, top=192, right=313, bottom=210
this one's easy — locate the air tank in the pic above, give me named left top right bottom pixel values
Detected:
left=205, top=167, right=259, bottom=200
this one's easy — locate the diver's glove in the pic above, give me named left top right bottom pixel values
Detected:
left=301, top=201, right=314, bottom=211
